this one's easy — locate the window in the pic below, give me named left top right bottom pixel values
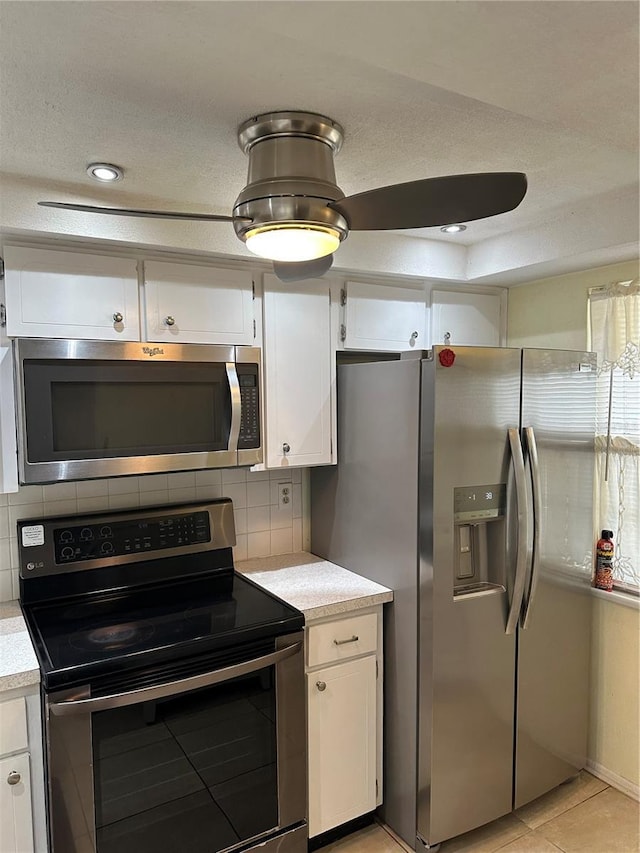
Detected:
left=589, top=280, right=639, bottom=593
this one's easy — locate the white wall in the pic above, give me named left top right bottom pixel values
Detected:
left=0, top=468, right=304, bottom=602
left=507, top=257, right=640, bottom=797
left=507, top=258, right=639, bottom=350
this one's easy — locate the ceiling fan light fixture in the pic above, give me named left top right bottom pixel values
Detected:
left=440, top=224, right=467, bottom=234
left=244, top=223, right=341, bottom=262
left=86, top=163, right=123, bottom=182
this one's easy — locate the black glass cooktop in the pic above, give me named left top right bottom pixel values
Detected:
left=23, top=573, right=303, bottom=690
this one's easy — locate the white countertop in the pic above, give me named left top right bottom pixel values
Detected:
left=236, top=552, right=393, bottom=621
left=0, top=553, right=392, bottom=695
left=0, top=601, right=40, bottom=692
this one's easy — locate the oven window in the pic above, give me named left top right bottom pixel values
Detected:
left=23, top=360, right=231, bottom=460
left=93, top=668, right=278, bottom=853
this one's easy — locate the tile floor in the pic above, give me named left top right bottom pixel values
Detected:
left=320, top=772, right=640, bottom=853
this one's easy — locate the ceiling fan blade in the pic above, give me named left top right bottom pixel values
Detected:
left=329, top=172, right=527, bottom=231
left=37, top=201, right=247, bottom=222
left=273, top=254, right=334, bottom=283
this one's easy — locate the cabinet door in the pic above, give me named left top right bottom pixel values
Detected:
left=263, top=276, right=334, bottom=468
left=143, top=261, right=254, bottom=345
left=4, top=247, right=140, bottom=341
left=307, top=655, right=377, bottom=837
left=431, top=289, right=502, bottom=346
left=0, top=752, right=34, bottom=853
left=343, top=280, right=426, bottom=351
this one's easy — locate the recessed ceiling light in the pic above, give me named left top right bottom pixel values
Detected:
left=440, top=224, right=467, bottom=234
left=86, top=163, right=123, bottom=182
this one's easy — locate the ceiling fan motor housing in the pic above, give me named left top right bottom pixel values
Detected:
left=233, top=111, right=349, bottom=244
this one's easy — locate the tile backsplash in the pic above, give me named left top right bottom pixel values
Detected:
left=0, top=467, right=304, bottom=602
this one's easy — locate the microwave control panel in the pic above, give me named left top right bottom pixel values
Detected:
left=237, top=364, right=261, bottom=449
left=52, top=510, right=211, bottom=564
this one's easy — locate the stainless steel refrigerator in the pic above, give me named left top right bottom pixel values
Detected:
left=310, top=346, right=595, bottom=851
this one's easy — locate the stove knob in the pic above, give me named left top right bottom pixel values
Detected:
left=100, top=526, right=113, bottom=538
left=100, top=541, right=114, bottom=555
left=61, top=546, right=74, bottom=559
left=80, top=528, right=93, bottom=541
left=7, top=771, right=21, bottom=786
left=60, top=530, right=73, bottom=543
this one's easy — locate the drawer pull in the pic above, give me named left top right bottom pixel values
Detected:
left=316, top=681, right=327, bottom=692
left=333, top=635, right=359, bottom=646
left=7, top=771, right=21, bottom=786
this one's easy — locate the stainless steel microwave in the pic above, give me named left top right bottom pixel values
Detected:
left=14, top=339, right=262, bottom=484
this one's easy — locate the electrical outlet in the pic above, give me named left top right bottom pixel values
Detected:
left=278, top=483, right=291, bottom=508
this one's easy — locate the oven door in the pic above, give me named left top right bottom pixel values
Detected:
left=44, top=634, right=306, bottom=853
left=15, top=339, right=263, bottom=483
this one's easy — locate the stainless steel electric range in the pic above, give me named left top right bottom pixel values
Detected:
left=18, top=499, right=306, bottom=853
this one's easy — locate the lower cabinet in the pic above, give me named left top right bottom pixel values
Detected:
left=0, top=698, right=34, bottom=853
left=0, top=752, right=33, bottom=853
left=306, top=609, right=382, bottom=838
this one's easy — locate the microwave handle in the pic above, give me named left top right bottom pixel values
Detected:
left=49, top=641, right=302, bottom=716
left=226, top=361, right=241, bottom=453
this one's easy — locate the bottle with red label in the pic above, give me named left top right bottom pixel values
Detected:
left=595, top=530, right=615, bottom=591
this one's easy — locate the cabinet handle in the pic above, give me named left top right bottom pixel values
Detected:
left=411, top=331, right=419, bottom=340
left=7, top=771, right=21, bottom=786
left=282, top=443, right=290, bottom=454
left=164, top=316, right=176, bottom=327
left=333, top=635, right=359, bottom=646
left=316, top=681, right=326, bottom=692
left=113, top=312, right=123, bottom=323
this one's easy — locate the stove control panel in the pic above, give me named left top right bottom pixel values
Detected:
left=53, top=510, right=211, bottom=564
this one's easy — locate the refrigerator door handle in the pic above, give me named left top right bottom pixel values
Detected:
left=506, top=427, right=530, bottom=635
left=521, top=426, right=542, bottom=630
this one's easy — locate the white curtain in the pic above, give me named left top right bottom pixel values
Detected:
left=590, top=280, right=640, bottom=590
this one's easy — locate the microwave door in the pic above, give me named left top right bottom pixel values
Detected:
left=14, top=340, right=263, bottom=483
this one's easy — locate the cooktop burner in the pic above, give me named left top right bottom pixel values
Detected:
left=70, top=623, right=156, bottom=652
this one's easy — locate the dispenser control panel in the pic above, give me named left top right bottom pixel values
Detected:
left=454, top=484, right=506, bottom=523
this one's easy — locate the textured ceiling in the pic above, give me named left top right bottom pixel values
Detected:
left=0, top=1, right=638, bottom=281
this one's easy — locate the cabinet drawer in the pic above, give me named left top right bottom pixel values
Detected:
left=0, top=698, right=28, bottom=756
left=307, top=613, right=377, bottom=668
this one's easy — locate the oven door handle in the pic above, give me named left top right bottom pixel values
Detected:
left=49, top=641, right=302, bottom=716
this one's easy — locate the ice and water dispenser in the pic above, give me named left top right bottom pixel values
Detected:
left=453, top=484, right=507, bottom=596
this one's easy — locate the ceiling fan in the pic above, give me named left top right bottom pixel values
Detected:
left=39, top=110, right=528, bottom=283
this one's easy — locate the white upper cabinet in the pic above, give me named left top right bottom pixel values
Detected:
left=3, top=246, right=140, bottom=341
left=263, top=275, right=335, bottom=469
left=143, top=261, right=255, bottom=345
left=431, top=289, right=503, bottom=347
left=342, top=280, right=427, bottom=351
